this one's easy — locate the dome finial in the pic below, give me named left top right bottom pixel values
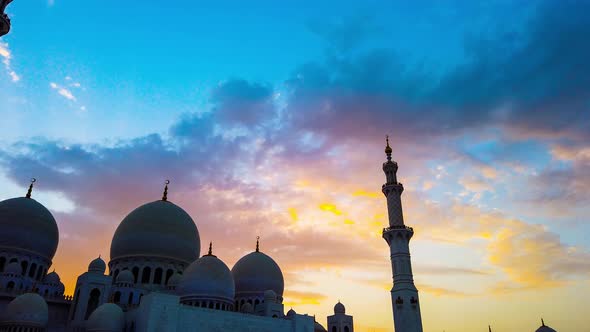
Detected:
left=256, top=236, right=260, bottom=252
left=25, top=178, right=36, bottom=199
left=385, top=135, right=392, bottom=161
left=488, top=325, right=492, bottom=332
left=541, top=318, right=545, bottom=326
left=162, top=180, right=170, bottom=201
left=208, top=241, right=213, bottom=255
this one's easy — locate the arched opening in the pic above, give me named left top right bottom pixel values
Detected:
left=7, top=281, right=15, bottom=289
left=113, top=269, right=120, bottom=282
left=215, top=303, right=220, bottom=310
left=272, top=314, right=278, bottom=318
left=332, top=327, right=337, bottom=332
left=0, top=256, right=6, bottom=272
left=85, top=288, right=101, bottom=319
left=128, top=292, right=134, bottom=305
left=153, top=268, right=163, bottom=284
left=344, top=327, right=350, bottom=332
left=20, top=261, right=28, bottom=276
left=28, top=263, right=37, bottom=278
left=165, top=269, right=174, bottom=284
left=114, top=291, right=121, bottom=303
left=36, top=267, right=43, bottom=280
left=9, top=258, right=17, bottom=263
left=208, top=302, right=213, bottom=309
left=132, top=267, right=139, bottom=283
left=254, top=299, right=260, bottom=306
left=141, top=267, right=151, bottom=284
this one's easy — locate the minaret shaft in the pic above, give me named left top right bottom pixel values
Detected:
left=381, top=138, right=423, bottom=332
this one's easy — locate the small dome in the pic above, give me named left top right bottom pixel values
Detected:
left=232, top=251, right=284, bottom=298
left=240, top=302, right=254, bottom=314
left=264, top=289, right=277, bottom=303
left=334, top=301, right=345, bottom=314
left=86, top=303, right=124, bottom=332
left=43, top=271, right=60, bottom=284
left=167, top=273, right=182, bottom=286
left=178, top=254, right=235, bottom=303
left=115, top=270, right=134, bottom=284
left=88, top=256, right=106, bottom=273
left=314, top=321, right=328, bottom=332
left=536, top=320, right=557, bottom=332
left=3, top=262, right=21, bottom=275
left=110, top=200, right=200, bottom=264
left=0, top=197, right=59, bottom=260
left=2, top=293, right=48, bottom=327
left=286, top=308, right=296, bottom=317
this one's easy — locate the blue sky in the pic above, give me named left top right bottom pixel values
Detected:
left=1, top=1, right=590, bottom=331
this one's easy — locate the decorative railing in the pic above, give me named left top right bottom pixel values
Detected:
left=383, top=225, right=413, bottom=233
left=0, top=287, right=73, bottom=302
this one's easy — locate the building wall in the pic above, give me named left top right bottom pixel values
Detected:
left=130, top=292, right=314, bottom=332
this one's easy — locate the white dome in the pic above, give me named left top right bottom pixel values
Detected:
left=232, top=250, right=284, bottom=299
left=167, top=273, right=182, bottom=286
left=86, top=303, right=124, bottom=332
left=43, top=271, right=60, bottom=284
left=2, top=293, right=48, bottom=327
left=88, top=256, right=106, bottom=273
left=178, top=254, right=235, bottom=303
left=240, top=302, right=254, bottom=314
left=0, top=197, right=59, bottom=260
left=115, top=270, right=134, bottom=284
left=334, top=301, right=345, bottom=314
left=110, top=200, right=200, bottom=264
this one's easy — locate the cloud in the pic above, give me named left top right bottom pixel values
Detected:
left=210, top=79, right=275, bottom=126
left=50, top=82, right=77, bottom=101
left=283, top=290, right=328, bottom=306
left=0, top=42, right=20, bottom=82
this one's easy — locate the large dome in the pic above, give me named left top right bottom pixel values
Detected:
left=231, top=251, right=284, bottom=298
left=86, top=303, right=124, bottom=332
left=178, top=254, right=235, bottom=303
left=0, top=197, right=59, bottom=260
left=110, top=200, right=200, bottom=264
left=2, top=293, right=48, bottom=327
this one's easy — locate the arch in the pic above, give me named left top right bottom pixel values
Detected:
left=85, top=288, right=101, bottom=319
left=6, top=281, right=15, bottom=289
left=28, top=263, right=37, bottom=278
left=113, top=269, right=120, bottom=282
left=344, top=327, right=350, bottom=332
left=332, top=327, right=337, bottom=332
left=132, top=267, right=139, bottom=283
left=141, top=267, right=151, bottom=284
left=254, top=299, right=260, bottom=306
left=114, top=291, right=122, bottom=303
left=272, top=314, right=278, bottom=318
left=36, top=267, right=43, bottom=280
left=165, top=269, right=174, bottom=284
left=0, top=256, right=5, bottom=272
left=128, top=292, right=134, bottom=305
left=20, top=261, right=28, bottom=276
left=215, top=303, right=220, bottom=310
left=208, top=302, right=213, bottom=309
left=153, top=268, right=163, bottom=284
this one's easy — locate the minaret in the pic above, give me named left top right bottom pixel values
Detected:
left=381, top=136, right=423, bottom=332
left=0, top=0, right=13, bottom=37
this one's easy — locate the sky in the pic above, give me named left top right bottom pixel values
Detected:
left=1, top=1, right=589, bottom=331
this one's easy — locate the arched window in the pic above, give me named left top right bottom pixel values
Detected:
left=20, top=261, right=28, bottom=276
left=254, top=299, right=260, bottom=306
left=85, top=288, right=101, bottom=319
left=132, top=267, right=139, bottom=283
left=113, top=269, right=120, bottom=282
left=141, top=267, right=151, bottom=284
left=209, top=302, right=213, bottom=309
left=28, top=263, right=37, bottom=278
left=0, top=256, right=6, bottom=272
left=332, top=327, right=337, bottom=332
left=36, top=267, right=43, bottom=280
left=165, top=269, right=174, bottom=284
left=128, top=292, right=134, bottom=305
left=7, top=281, right=15, bottom=289
left=114, top=291, right=121, bottom=303
left=345, top=327, right=350, bottom=332
left=153, top=268, right=163, bottom=284
left=215, top=303, right=220, bottom=310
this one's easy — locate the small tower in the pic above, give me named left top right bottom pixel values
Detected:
left=327, top=301, right=353, bottom=332
left=381, top=137, right=423, bottom=332
left=0, top=0, right=13, bottom=37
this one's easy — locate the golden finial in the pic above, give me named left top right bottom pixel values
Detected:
left=256, top=236, right=260, bottom=252
left=208, top=242, right=213, bottom=256
left=26, top=178, right=36, bottom=199
left=162, top=180, right=170, bottom=201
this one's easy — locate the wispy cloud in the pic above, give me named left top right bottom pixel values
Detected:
left=50, top=82, right=77, bottom=101
left=0, top=42, right=20, bottom=82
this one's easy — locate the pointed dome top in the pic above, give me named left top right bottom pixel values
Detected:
left=536, top=319, right=557, bottom=332
left=334, top=301, right=345, bottom=314
left=88, top=256, right=106, bottom=273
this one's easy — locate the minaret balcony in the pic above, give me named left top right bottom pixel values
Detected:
left=0, top=13, right=10, bottom=37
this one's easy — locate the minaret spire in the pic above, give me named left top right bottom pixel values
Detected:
left=489, top=325, right=492, bottom=332
left=381, top=137, right=423, bottom=332
left=541, top=318, right=545, bottom=326
left=26, top=178, right=36, bottom=199
left=208, top=242, right=213, bottom=255
left=162, top=180, right=170, bottom=201
left=256, top=236, right=260, bottom=252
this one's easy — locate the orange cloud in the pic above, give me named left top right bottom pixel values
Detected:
left=319, top=203, right=342, bottom=215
